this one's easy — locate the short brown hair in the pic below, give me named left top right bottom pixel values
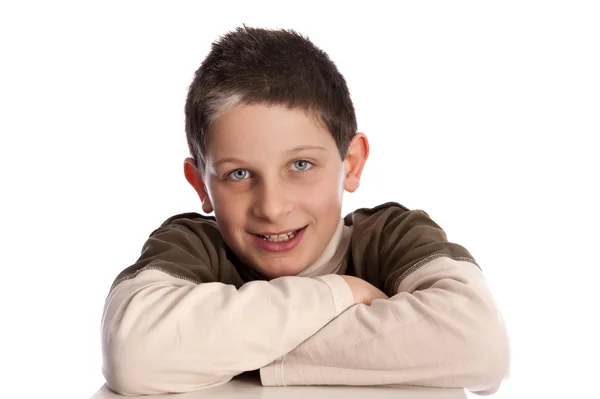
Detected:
left=184, top=26, right=357, bottom=171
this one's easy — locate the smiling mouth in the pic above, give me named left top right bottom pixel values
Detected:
left=255, top=227, right=305, bottom=242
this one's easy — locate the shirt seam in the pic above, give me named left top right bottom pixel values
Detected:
left=392, top=254, right=479, bottom=293
left=276, top=356, right=286, bottom=386
left=109, top=264, right=199, bottom=292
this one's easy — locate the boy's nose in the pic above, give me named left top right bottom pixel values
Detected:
left=252, top=180, right=293, bottom=222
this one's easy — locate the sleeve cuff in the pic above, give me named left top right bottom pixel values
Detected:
left=260, top=274, right=354, bottom=387
left=315, top=274, right=354, bottom=316
left=259, top=359, right=283, bottom=386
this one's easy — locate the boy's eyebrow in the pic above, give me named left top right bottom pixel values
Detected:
left=287, top=145, right=328, bottom=154
left=211, top=157, right=243, bottom=169
left=212, top=146, right=328, bottom=168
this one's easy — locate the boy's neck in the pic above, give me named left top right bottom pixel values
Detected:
left=296, top=218, right=346, bottom=277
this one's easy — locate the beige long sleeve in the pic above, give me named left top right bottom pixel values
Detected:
left=260, top=257, right=510, bottom=394
left=102, top=270, right=354, bottom=395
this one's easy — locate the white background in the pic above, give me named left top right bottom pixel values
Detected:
left=1, top=1, right=598, bottom=398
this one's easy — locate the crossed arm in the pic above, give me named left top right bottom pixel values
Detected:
left=260, top=258, right=509, bottom=395
left=102, top=258, right=508, bottom=395
left=102, top=270, right=355, bottom=394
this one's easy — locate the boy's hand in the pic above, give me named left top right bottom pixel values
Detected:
left=340, top=275, right=389, bottom=305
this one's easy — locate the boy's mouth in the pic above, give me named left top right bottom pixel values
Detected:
left=254, top=226, right=306, bottom=242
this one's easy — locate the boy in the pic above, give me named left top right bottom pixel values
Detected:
left=101, top=27, right=510, bottom=396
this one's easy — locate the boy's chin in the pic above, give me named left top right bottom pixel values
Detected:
left=253, top=260, right=309, bottom=279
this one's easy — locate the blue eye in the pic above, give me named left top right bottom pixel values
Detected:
left=228, top=169, right=251, bottom=180
left=291, top=160, right=313, bottom=171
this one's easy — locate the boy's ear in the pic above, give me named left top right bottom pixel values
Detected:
left=184, top=158, right=214, bottom=213
left=343, top=133, right=369, bottom=193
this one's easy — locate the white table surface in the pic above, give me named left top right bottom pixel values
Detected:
left=91, top=374, right=467, bottom=399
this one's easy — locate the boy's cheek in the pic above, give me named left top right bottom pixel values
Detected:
left=303, top=180, right=344, bottom=207
left=209, top=186, right=250, bottom=213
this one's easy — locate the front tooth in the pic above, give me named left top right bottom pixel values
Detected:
left=263, top=232, right=295, bottom=242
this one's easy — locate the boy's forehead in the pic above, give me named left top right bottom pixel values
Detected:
left=206, top=104, right=336, bottom=159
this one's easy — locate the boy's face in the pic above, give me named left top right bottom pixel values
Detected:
left=184, top=104, right=368, bottom=279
